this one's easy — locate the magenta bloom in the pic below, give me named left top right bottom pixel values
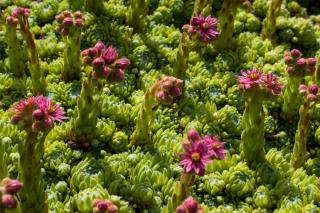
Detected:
left=238, top=68, right=264, bottom=91
left=179, top=141, right=213, bottom=176
left=92, top=199, right=118, bottom=213
left=203, top=135, right=227, bottom=160
left=183, top=14, right=219, bottom=42
left=262, top=73, right=284, bottom=96
left=10, top=96, right=65, bottom=132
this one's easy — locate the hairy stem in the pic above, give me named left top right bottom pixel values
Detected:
left=19, top=132, right=48, bottom=213
left=291, top=101, right=312, bottom=168
left=262, top=0, right=283, bottom=40
left=241, top=96, right=266, bottom=169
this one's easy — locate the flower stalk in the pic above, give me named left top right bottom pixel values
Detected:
left=56, top=11, right=84, bottom=81
left=193, top=0, right=213, bottom=16
left=10, top=96, right=64, bottom=213
left=174, top=14, right=219, bottom=79
left=262, top=0, right=283, bottom=40
left=291, top=84, right=320, bottom=168
left=216, top=0, right=248, bottom=51
left=70, top=41, right=130, bottom=148
left=238, top=69, right=283, bottom=169
left=127, top=0, right=148, bottom=33
left=4, top=15, right=26, bottom=78
left=130, top=76, right=183, bottom=145
left=164, top=129, right=226, bottom=212
left=12, top=7, right=46, bottom=95
left=281, top=49, right=317, bottom=121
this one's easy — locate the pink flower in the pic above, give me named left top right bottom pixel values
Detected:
left=238, top=69, right=264, bottom=91
left=183, top=14, right=219, bottom=42
left=10, top=96, right=65, bottom=132
left=179, top=141, right=213, bottom=176
left=262, top=73, right=284, bottom=96
left=203, top=135, right=227, bottom=160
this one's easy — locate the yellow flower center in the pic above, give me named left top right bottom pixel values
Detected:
left=202, top=23, right=208, bottom=29
left=191, top=153, right=200, bottom=162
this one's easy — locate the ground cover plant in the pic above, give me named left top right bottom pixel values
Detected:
left=0, top=0, right=320, bottom=212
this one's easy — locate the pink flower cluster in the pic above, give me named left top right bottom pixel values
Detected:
left=299, top=84, right=320, bottom=102
left=238, top=69, right=284, bottom=97
left=81, top=41, right=130, bottom=83
left=55, top=11, right=84, bottom=36
left=153, top=76, right=183, bottom=105
left=0, top=178, right=22, bottom=209
left=92, top=199, right=118, bottom=213
left=182, top=14, right=219, bottom=42
left=10, top=96, right=65, bottom=132
left=179, top=128, right=227, bottom=176
left=175, top=196, right=204, bottom=213
left=284, top=49, right=317, bottom=77
left=6, top=7, right=30, bottom=26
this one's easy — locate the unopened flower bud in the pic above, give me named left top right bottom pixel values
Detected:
left=62, top=11, right=72, bottom=17
left=92, top=57, right=105, bottom=69
left=10, top=115, right=21, bottom=124
left=290, top=49, right=301, bottom=58
left=175, top=205, right=187, bottom=213
left=32, top=109, right=44, bottom=120
left=4, top=179, right=23, bottom=195
left=307, top=94, right=317, bottom=101
left=55, top=14, right=64, bottom=23
left=12, top=7, right=24, bottom=18
left=60, top=28, right=69, bottom=36
left=296, top=58, right=306, bottom=68
left=284, top=56, right=294, bottom=65
left=115, top=58, right=130, bottom=69
left=1, top=194, right=16, bottom=209
left=6, top=16, right=18, bottom=25
left=103, top=47, right=118, bottom=64
left=107, top=204, right=118, bottom=213
left=286, top=66, right=295, bottom=74
left=87, top=48, right=97, bottom=57
left=82, top=56, right=92, bottom=65
left=307, top=58, right=317, bottom=66
left=94, top=41, right=105, bottom=53
left=63, top=17, right=73, bottom=27
left=170, top=86, right=181, bottom=97
left=156, top=91, right=169, bottom=102
left=308, top=84, right=318, bottom=95
left=75, top=19, right=84, bottom=28
left=187, top=128, right=200, bottom=141
left=299, top=84, right=308, bottom=94
left=183, top=197, right=199, bottom=212
left=74, top=11, right=82, bottom=19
